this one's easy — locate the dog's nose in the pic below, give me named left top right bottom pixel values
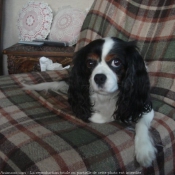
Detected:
left=94, top=74, right=107, bottom=86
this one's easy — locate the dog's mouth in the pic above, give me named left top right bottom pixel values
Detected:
left=96, top=88, right=108, bottom=95
left=91, top=85, right=118, bottom=95
left=90, top=74, right=118, bottom=95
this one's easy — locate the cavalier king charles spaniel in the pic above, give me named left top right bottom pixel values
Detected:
left=24, top=37, right=157, bottom=167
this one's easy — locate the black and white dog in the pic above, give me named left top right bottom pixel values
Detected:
left=24, top=37, right=157, bottom=167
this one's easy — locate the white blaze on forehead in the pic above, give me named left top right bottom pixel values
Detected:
left=90, top=37, right=118, bottom=93
left=102, top=37, right=114, bottom=61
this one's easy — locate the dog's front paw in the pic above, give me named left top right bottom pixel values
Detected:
left=135, top=137, right=157, bottom=167
left=89, top=112, right=114, bottom=123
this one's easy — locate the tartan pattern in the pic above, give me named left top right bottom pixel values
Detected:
left=75, top=0, right=175, bottom=116
left=0, top=71, right=175, bottom=174
left=0, top=0, right=175, bottom=173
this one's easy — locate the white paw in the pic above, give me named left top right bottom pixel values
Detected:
left=89, top=113, right=106, bottom=123
left=89, top=112, right=114, bottom=123
left=135, top=137, right=157, bottom=167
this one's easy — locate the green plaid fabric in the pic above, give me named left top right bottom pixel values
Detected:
left=0, top=70, right=175, bottom=174
left=0, top=0, right=175, bottom=174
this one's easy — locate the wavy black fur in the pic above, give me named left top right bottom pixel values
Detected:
left=68, top=40, right=104, bottom=121
left=112, top=38, right=152, bottom=122
left=68, top=37, right=152, bottom=123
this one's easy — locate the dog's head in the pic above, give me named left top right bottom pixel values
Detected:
left=68, top=37, right=152, bottom=122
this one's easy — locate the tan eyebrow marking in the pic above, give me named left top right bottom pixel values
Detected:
left=105, top=54, right=117, bottom=62
left=87, top=53, right=99, bottom=61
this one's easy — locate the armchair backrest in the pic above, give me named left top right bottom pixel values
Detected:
left=76, top=0, right=175, bottom=111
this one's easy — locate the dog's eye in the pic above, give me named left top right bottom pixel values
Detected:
left=111, top=59, right=121, bottom=68
left=86, top=59, right=96, bottom=68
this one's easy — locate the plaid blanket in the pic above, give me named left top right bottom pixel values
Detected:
left=0, top=70, right=175, bottom=174
left=0, top=0, right=175, bottom=174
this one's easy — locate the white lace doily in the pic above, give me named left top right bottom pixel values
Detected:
left=49, top=6, right=87, bottom=46
left=17, top=1, right=53, bottom=41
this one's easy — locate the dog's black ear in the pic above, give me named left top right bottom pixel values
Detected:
left=114, top=41, right=152, bottom=123
left=68, top=46, right=93, bottom=122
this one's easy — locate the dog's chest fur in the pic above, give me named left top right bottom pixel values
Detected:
left=90, top=92, right=118, bottom=123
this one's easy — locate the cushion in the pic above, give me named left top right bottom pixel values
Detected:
left=49, top=6, right=87, bottom=46
left=17, top=1, right=53, bottom=41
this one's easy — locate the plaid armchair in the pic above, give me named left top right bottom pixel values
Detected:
left=0, top=0, right=175, bottom=174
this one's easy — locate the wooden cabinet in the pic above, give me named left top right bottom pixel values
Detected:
left=3, top=44, right=74, bottom=74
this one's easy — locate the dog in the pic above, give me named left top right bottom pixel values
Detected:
left=23, top=37, right=157, bottom=167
